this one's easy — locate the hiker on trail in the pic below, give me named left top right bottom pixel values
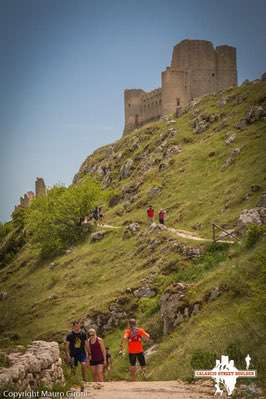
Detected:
left=87, top=328, right=107, bottom=382
left=92, top=207, right=100, bottom=223
left=120, top=318, right=150, bottom=382
left=147, top=206, right=155, bottom=225
left=64, top=320, right=88, bottom=382
left=159, top=209, right=166, bottom=225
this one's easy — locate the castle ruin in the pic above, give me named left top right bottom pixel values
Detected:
left=123, top=39, right=237, bottom=134
left=17, top=177, right=47, bottom=209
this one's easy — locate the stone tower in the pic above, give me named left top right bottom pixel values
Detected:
left=35, top=177, right=46, bottom=197
left=123, top=39, right=237, bottom=134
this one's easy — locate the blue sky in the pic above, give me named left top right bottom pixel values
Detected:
left=1, top=0, right=266, bottom=222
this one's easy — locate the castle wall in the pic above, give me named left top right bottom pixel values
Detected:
left=124, top=88, right=161, bottom=134
left=161, top=68, right=190, bottom=114
left=123, top=39, right=237, bottom=133
left=216, top=45, right=237, bottom=91
left=35, top=177, right=46, bottom=197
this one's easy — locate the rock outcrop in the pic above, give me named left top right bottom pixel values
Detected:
left=0, top=341, right=64, bottom=390
left=236, top=207, right=266, bottom=232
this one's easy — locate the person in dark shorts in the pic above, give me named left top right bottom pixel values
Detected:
left=88, top=328, right=107, bottom=382
left=159, top=209, right=166, bottom=225
left=64, top=320, right=88, bottom=382
left=120, top=318, right=150, bottom=381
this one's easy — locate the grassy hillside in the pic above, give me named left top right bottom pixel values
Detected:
left=0, top=80, right=266, bottom=390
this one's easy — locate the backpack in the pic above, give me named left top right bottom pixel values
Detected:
left=128, top=328, right=141, bottom=343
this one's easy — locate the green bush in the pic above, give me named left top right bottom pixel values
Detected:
left=245, top=225, right=266, bottom=249
left=191, top=349, right=217, bottom=370
left=25, top=177, right=108, bottom=258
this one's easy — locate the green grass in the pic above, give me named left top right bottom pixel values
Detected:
left=0, top=81, right=265, bottom=390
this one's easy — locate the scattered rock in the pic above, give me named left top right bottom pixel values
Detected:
left=109, top=194, right=121, bottom=207
left=193, top=119, right=209, bottom=134
left=165, top=145, right=182, bottom=158
left=123, top=223, right=140, bottom=239
left=120, top=158, right=134, bottom=179
left=133, top=287, right=157, bottom=298
left=221, top=147, right=241, bottom=170
left=159, top=162, right=169, bottom=171
left=218, top=97, right=227, bottom=107
left=236, top=105, right=266, bottom=129
left=0, top=341, right=64, bottom=391
left=245, top=105, right=266, bottom=124
left=236, top=207, right=266, bottom=232
left=205, top=287, right=223, bottom=302
left=0, top=291, right=8, bottom=300
left=257, top=193, right=266, bottom=208
left=173, top=242, right=201, bottom=259
left=160, top=282, right=188, bottom=334
left=144, top=344, right=158, bottom=360
left=225, top=132, right=236, bottom=145
left=235, top=119, right=247, bottom=130
left=91, top=231, right=106, bottom=242
left=192, top=223, right=203, bottom=231
left=251, top=184, right=261, bottom=193
left=149, top=223, right=167, bottom=232
left=148, top=186, right=161, bottom=198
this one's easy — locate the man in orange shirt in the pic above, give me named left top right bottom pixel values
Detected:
left=120, top=318, right=150, bottom=381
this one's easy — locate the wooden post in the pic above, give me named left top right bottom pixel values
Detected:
left=212, top=224, right=216, bottom=242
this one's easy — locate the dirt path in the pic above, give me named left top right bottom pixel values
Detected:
left=70, top=381, right=217, bottom=398
left=101, top=223, right=235, bottom=244
left=167, top=227, right=235, bottom=244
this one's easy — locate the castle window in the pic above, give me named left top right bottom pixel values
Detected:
left=128, top=103, right=131, bottom=107
left=212, top=73, right=215, bottom=77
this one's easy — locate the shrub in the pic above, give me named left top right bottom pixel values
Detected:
left=245, top=225, right=266, bottom=249
left=25, top=177, right=108, bottom=258
left=191, top=349, right=217, bottom=370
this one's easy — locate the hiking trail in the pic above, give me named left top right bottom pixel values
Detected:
left=69, top=380, right=218, bottom=398
left=101, top=224, right=235, bottom=244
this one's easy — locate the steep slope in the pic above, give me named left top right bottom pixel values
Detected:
left=0, top=80, right=265, bottom=390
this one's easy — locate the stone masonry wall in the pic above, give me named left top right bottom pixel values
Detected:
left=124, top=39, right=237, bottom=134
left=0, top=341, right=64, bottom=391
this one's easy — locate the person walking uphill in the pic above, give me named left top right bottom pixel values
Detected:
left=120, top=318, right=150, bottom=382
left=147, top=205, right=155, bottom=225
left=88, top=328, right=107, bottom=382
left=159, top=209, right=166, bottom=225
left=64, top=320, right=88, bottom=383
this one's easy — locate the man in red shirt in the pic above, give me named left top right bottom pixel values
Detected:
left=120, top=319, right=150, bottom=381
left=147, top=205, right=155, bottom=225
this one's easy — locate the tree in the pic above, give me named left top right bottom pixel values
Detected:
left=25, top=176, right=107, bottom=258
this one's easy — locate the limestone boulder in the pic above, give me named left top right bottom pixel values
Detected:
left=120, top=158, right=134, bottom=179
left=257, top=193, right=266, bottom=208
left=134, top=287, right=157, bottom=298
left=123, top=222, right=140, bottom=239
left=221, top=147, right=241, bottom=170
left=236, top=207, right=266, bottom=232
left=225, top=132, right=236, bottom=145
left=160, top=283, right=188, bottom=334
left=91, top=231, right=106, bottom=242
left=148, top=186, right=161, bottom=198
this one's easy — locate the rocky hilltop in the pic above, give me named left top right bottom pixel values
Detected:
left=0, top=78, right=266, bottom=391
